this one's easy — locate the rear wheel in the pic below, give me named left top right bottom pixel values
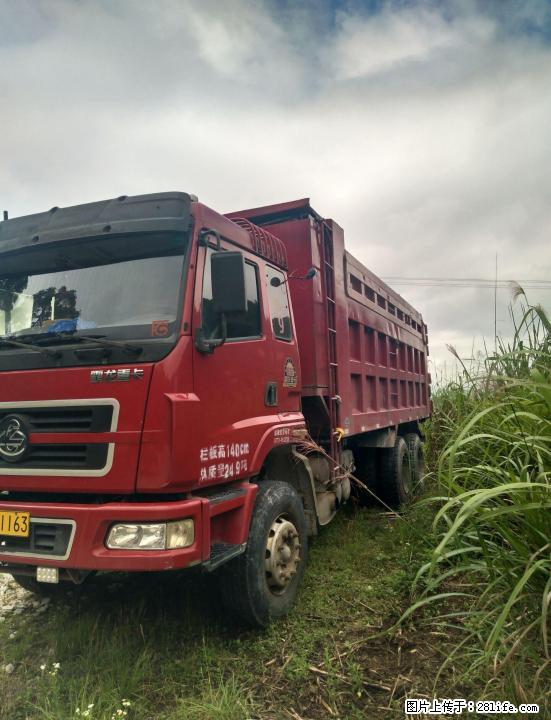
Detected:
left=405, top=433, right=425, bottom=489
left=378, top=436, right=412, bottom=507
left=219, top=480, right=308, bottom=627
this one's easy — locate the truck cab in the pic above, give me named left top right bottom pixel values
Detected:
left=0, top=192, right=430, bottom=626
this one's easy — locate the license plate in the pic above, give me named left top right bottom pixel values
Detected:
left=0, top=510, right=31, bottom=538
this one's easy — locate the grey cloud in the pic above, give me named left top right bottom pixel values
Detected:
left=1, top=0, right=550, bottom=376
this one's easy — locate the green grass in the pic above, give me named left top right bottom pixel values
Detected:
left=408, top=295, right=550, bottom=712
left=0, top=503, right=462, bottom=720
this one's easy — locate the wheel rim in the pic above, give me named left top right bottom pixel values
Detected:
left=265, top=515, right=301, bottom=595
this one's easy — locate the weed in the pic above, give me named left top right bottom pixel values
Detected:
left=168, top=672, right=252, bottom=720
left=409, top=294, right=550, bottom=711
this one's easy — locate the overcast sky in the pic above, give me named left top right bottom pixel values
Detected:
left=1, top=0, right=550, bottom=377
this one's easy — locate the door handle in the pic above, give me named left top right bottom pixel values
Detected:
left=265, top=382, right=278, bottom=407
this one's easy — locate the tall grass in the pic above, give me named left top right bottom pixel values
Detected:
left=411, top=292, right=550, bottom=704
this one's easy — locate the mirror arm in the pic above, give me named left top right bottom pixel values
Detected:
left=199, top=228, right=221, bottom=250
left=194, top=313, right=228, bottom=355
left=270, top=267, right=317, bottom=287
left=219, top=314, right=227, bottom=346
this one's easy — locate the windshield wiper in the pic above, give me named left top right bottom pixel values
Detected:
left=75, top=335, right=143, bottom=356
left=2, top=331, right=143, bottom=357
left=0, top=337, right=61, bottom=360
left=36, top=331, right=143, bottom=356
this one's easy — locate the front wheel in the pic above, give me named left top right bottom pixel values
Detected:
left=219, top=480, right=308, bottom=627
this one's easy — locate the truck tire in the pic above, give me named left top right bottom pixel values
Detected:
left=219, top=480, right=308, bottom=627
left=378, top=436, right=412, bottom=507
left=405, top=432, right=425, bottom=488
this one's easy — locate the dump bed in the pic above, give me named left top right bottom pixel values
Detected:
left=227, top=199, right=431, bottom=444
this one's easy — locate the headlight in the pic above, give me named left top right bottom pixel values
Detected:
left=106, top=519, right=194, bottom=550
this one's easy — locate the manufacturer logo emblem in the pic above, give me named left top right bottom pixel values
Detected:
left=90, top=368, right=144, bottom=383
left=283, top=357, right=298, bottom=388
left=151, top=320, right=169, bottom=337
left=0, top=415, right=29, bottom=463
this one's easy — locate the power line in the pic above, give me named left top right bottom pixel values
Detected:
left=381, top=276, right=551, bottom=283
left=380, top=277, right=551, bottom=290
left=381, top=285, right=551, bottom=290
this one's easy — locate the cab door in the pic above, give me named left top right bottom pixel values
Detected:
left=264, top=263, right=302, bottom=413
left=192, top=240, right=272, bottom=487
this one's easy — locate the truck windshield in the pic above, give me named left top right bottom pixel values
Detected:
left=0, top=232, right=188, bottom=342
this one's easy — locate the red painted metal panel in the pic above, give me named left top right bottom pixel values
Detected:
left=0, top=496, right=206, bottom=571
left=0, top=364, right=155, bottom=494
left=227, top=199, right=431, bottom=446
left=0, top=484, right=259, bottom=572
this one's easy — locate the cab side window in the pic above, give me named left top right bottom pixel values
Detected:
left=266, top=266, right=292, bottom=341
left=202, top=247, right=261, bottom=340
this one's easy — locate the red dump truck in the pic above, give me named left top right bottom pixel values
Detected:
left=0, top=193, right=430, bottom=626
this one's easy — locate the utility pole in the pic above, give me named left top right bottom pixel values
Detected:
left=494, top=253, right=498, bottom=354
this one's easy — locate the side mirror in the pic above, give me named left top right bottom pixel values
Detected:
left=211, top=251, right=247, bottom=314
left=195, top=251, right=247, bottom=355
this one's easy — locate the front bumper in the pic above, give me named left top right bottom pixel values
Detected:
left=0, top=494, right=234, bottom=572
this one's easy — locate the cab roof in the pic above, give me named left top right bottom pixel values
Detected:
left=0, top=192, right=194, bottom=256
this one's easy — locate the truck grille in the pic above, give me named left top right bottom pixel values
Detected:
left=0, top=401, right=116, bottom=474
left=0, top=443, right=109, bottom=471
left=0, top=405, right=113, bottom=433
left=0, top=520, right=74, bottom=559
